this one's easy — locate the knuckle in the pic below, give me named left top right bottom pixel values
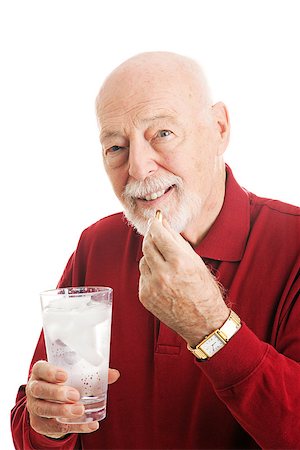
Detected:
left=43, top=365, right=54, bottom=380
left=34, top=401, right=46, bottom=418
left=25, top=382, right=31, bottom=398
left=32, top=360, right=47, bottom=375
left=139, top=257, right=145, bottom=270
left=30, top=414, right=70, bottom=437
left=139, top=257, right=150, bottom=276
left=142, top=237, right=146, bottom=250
left=142, top=238, right=150, bottom=252
left=57, top=385, right=67, bottom=400
left=34, top=360, right=59, bottom=382
left=26, top=397, right=33, bottom=415
left=26, top=380, right=38, bottom=398
left=61, top=403, right=72, bottom=417
left=78, top=422, right=99, bottom=434
left=56, top=422, right=71, bottom=435
left=139, top=290, right=150, bottom=309
left=33, top=381, right=42, bottom=397
left=139, top=291, right=146, bottom=305
left=29, top=415, right=42, bottom=434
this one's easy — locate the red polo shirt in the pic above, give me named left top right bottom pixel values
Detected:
left=11, top=166, right=300, bottom=449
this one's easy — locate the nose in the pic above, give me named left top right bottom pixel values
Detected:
left=128, top=138, right=158, bottom=181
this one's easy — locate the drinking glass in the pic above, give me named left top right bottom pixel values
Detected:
left=41, top=286, right=113, bottom=423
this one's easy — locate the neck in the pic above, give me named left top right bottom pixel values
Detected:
left=182, top=168, right=226, bottom=247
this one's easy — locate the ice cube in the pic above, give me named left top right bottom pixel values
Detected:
left=47, top=296, right=91, bottom=311
left=43, top=308, right=77, bottom=343
left=43, top=299, right=110, bottom=366
left=63, top=350, right=81, bottom=365
left=80, top=301, right=111, bottom=326
left=63, top=326, right=105, bottom=366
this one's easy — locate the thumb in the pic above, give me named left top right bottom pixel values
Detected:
left=108, top=368, right=120, bottom=384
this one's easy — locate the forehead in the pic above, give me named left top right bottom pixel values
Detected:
left=96, top=61, right=207, bottom=140
left=98, top=88, right=191, bottom=137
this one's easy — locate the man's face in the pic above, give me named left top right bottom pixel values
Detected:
left=98, top=72, right=228, bottom=240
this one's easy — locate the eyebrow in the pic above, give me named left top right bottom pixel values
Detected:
left=139, top=114, right=177, bottom=124
left=100, top=130, right=122, bottom=141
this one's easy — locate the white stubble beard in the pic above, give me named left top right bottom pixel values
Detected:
left=121, top=174, right=202, bottom=236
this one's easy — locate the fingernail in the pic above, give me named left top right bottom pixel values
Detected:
left=71, top=405, right=84, bottom=416
left=67, top=390, right=80, bottom=401
left=55, top=371, right=66, bottom=382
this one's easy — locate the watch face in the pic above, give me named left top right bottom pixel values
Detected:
left=201, top=334, right=224, bottom=357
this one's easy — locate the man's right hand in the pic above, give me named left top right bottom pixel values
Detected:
left=26, top=360, right=120, bottom=439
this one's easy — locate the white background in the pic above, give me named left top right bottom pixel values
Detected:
left=1, top=1, right=299, bottom=448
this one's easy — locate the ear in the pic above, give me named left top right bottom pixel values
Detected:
left=212, top=102, right=230, bottom=155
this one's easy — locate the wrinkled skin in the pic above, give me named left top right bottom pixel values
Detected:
left=26, top=361, right=120, bottom=439
left=139, top=216, right=229, bottom=348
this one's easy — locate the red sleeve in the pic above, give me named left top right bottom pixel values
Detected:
left=57, top=252, right=75, bottom=288
left=10, top=254, right=80, bottom=449
left=199, top=273, right=300, bottom=449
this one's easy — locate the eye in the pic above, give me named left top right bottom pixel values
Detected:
left=157, top=130, right=173, bottom=138
left=104, top=145, right=127, bottom=157
left=103, top=145, right=129, bottom=168
left=108, top=145, right=124, bottom=153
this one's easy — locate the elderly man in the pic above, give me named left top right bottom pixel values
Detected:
left=11, top=52, right=300, bottom=449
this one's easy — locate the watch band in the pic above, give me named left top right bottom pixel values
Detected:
left=187, top=310, right=241, bottom=360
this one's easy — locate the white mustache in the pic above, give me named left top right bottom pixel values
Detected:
left=123, top=174, right=183, bottom=200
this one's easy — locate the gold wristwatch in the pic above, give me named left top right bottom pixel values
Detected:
left=187, top=310, right=241, bottom=360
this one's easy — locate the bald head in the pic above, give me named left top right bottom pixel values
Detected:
left=95, top=51, right=212, bottom=123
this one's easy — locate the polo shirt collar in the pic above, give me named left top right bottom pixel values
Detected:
left=135, top=165, right=250, bottom=263
left=194, top=165, right=250, bottom=262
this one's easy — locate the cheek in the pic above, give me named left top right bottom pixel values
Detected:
left=160, top=148, right=184, bottom=177
left=181, top=154, right=212, bottom=193
left=106, top=169, right=127, bottom=200
left=161, top=138, right=199, bottom=178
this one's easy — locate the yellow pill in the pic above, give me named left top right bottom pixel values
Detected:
left=155, top=210, right=163, bottom=222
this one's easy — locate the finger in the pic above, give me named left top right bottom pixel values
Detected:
left=150, top=210, right=189, bottom=248
left=28, top=371, right=120, bottom=403
left=142, top=231, right=166, bottom=270
left=31, top=360, right=67, bottom=383
left=30, top=414, right=99, bottom=437
left=28, top=397, right=85, bottom=419
left=27, top=380, right=80, bottom=403
left=108, top=368, right=121, bottom=384
left=152, top=214, right=194, bottom=257
left=147, top=218, right=181, bottom=262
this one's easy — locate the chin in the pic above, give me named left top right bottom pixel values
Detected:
left=123, top=196, right=202, bottom=236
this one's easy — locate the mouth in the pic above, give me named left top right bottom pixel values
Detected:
left=137, top=185, right=174, bottom=202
